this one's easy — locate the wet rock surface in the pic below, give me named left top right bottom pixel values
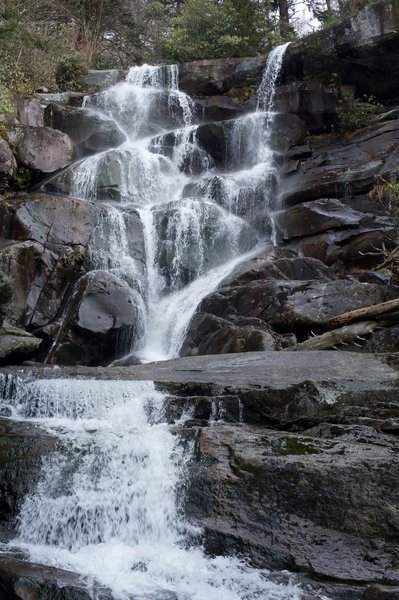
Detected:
left=8, top=126, right=74, bottom=173
left=0, top=555, right=111, bottom=600
left=0, top=193, right=145, bottom=365
left=44, top=103, right=126, bottom=156
left=0, top=350, right=399, bottom=598
left=0, top=419, right=56, bottom=535
left=0, top=138, right=17, bottom=191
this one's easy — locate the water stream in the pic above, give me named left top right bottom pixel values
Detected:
left=44, top=44, right=289, bottom=363
left=1, top=375, right=304, bottom=600
left=0, top=44, right=313, bottom=599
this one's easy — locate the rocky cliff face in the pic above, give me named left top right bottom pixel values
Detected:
left=0, top=9, right=399, bottom=597
left=1, top=2, right=399, bottom=365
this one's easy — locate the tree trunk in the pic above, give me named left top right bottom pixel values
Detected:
left=329, top=297, right=399, bottom=328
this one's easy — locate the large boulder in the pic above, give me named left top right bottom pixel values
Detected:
left=50, top=271, right=144, bottom=366
left=188, top=424, right=399, bottom=583
left=44, top=103, right=126, bottom=155
left=275, top=198, right=369, bottom=241
left=0, top=272, right=12, bottom=326
left=281, top=119, right=399, bottom=205
left=180, top=312, right=280, bottom=357
left=0, top=137, right=17, bottom=191
left=179, top=56, right=267, bottom=97
left=0, top=194, right=92, bottom=330
left=8, top=126, right=74, bottom=173
left=0, top=326, right=42, bottom=365
left=283, top=0, right=399, bottom=103
left=274, top=81, right=339, bottom=132
left=200, top=278, right=387, bottom=333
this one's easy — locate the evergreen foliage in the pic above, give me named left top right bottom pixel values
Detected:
left=0, top=0, right=371, bottom=115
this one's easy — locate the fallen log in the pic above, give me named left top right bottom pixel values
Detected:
left=329, top=297, right=399, bottom=328
left=294, top=321, right=379, bottom=351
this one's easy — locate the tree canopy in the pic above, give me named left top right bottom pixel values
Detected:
left=0, top=0, right=371, bottom=114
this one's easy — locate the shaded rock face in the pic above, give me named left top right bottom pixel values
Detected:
left=0, top=418, right=56, bottom=535
left=181, top=252, right=389, bottom=355
left=0, top=193, right=145, bottom=365
left=0, top=138, right=18, bottom=192
left=281, top=119, right=399, bottom=206
left=282, top=0, right=399, bottom=104
left=179, top=56, right=267, bottom=98
left=8, top=126, right=74, bottom=173
left=49, top=271, right=144, bottom=366
left=44, top=103, right=126, bottom=156
left=188, top=424, right=399, bottom=584
left=1, top=350, right=398, bottom=598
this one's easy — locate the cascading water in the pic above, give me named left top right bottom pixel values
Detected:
left=43, top=44, right=289, bottom=362
left=2, top=375, right=304, bottom=599
left=0, top=46, right=308, bottom=597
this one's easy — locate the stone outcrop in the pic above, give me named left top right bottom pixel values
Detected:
left=282, top=0, right=399, bottom=104
left=281, top=117, right=399, bottom=206
left=44, top=103, right=126, bottom=156
left=181, top=252, right=392, bottom=355
left=49, top=270, right=144, bottom=366
left=0, top=138, right=17, bottom=192
left=8, top=126, right=74, bottom=173
left=0, top=193, right=144, bottom=365
left=1, top=350, right=399, bottom=597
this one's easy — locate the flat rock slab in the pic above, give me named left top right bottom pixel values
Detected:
left=122, top=351, right=398, bottom=391
left=2, top=351, right=398, bottom=391
left=0, top=554, right=111, bottom=600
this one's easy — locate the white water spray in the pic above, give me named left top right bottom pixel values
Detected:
left=3, top=376, right=304, bottom=600
left=44, top=47, right=290, bottom=362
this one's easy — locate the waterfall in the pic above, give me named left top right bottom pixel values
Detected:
left=44, top=46, right=290, bottom=363
left=4, top=376, right=303, bottom=599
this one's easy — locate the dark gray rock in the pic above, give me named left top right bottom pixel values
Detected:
left=0, top=138, right=17, bottom=188
left=363, top=584, right=399, bottom=600
left=0, top=194, right=92, bottom=329
left=275, top=198, right=365, bottom=241
left=179, top=56, right=267, bottom=97
left=283, top=0, right=399, bottom=103
left=0, top=419, right=56, bottom=533
left=0, top=555, right=111, bottom=600
left=224, top=254, right=335, bottom=286
left=274, top=81, right=339, bottom=132
left=363, top=326, right=399, bottom=353
left=281, top=120, right=399, bottom=205
left=195, top=122, right=229, bottom=167
left=180, top=312, right=278, bottom=357
left=0, top=273, right=12, bottom=327
left=74, top=271, right=140, bottom=336
left=0, top=193, right=93, bottom=252
left=85, top=69, right=126, bottom=90
left=0, top=327, right=42, bottom=365
left=187, top=424, right=399, bottom=583
left=199, top=279, right=386, bottom=333
left=44, top=104, right=126, bottom=155
left=8, top=126, right=74, bottom=174
left=50, top=271, right=144, bottom=366
left=270, top=113, right=307, bottom=153
left=195, top=95, right=246, bottom=121
left=294, top=227, right=391, bottom=271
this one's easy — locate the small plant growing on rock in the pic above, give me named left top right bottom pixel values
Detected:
left=336, top=89, right=381, bottom=133
left=55, top=56, right=88, bottom=92
left=367, top=174, right=399, bottom=285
